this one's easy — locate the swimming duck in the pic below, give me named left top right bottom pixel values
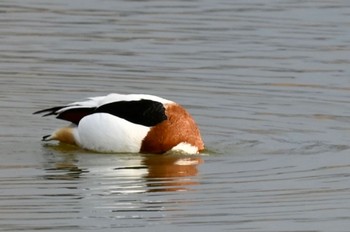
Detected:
left=34, top=93, right=204, bottom=154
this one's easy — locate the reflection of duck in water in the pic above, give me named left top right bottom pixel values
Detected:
left=34, top=94, right=204, bottom=154
left=143, top=154, right=203, bottom=192
left=42, top=149, right=202, bottom=192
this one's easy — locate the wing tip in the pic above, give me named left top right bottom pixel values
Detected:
left=33, top=106, right=65, bottom=116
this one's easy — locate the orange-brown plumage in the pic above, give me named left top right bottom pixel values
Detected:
left=141, top=103, right=204, bottom=154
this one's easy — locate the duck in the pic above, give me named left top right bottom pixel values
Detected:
left=34, top=93, right=204, bottom=154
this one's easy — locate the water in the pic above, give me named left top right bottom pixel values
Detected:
left=1, top=0, right=350, bottom=231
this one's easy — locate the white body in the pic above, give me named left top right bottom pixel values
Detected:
left=74, top=113, right=151, bottom=153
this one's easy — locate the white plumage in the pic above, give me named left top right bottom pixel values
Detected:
left=77, top=113, right=150, bottom=153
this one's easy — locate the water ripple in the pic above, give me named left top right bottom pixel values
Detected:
left=1, top=0, right=350, bottom=231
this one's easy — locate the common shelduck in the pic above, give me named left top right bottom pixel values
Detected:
left=34, top=93, right=204, bottom=154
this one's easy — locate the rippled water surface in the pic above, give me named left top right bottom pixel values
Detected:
left=1, top=0, right=350, bottom=231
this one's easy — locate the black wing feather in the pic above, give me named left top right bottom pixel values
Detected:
left=34, top=106, right=95, bottom=125
left=94, top=99, right=167, bottom=127
left=56, top=108, right=95, bottom=125
left=34, top=99, right=167, bottom=127
left=33, top=106, right=66, bottom=116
